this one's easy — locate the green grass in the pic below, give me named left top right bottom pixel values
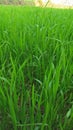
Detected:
left=0, top=5, right=73, bottom=130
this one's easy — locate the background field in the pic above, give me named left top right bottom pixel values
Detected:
left=0, top=6, right=73, bottom=130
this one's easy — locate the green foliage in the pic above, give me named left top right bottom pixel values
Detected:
left=0, top=6, right=73, bottom=130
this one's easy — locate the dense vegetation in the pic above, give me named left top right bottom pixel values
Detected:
left=0, top=6, right=73, bottom=130
left=0, top=0, right=34, bottom=5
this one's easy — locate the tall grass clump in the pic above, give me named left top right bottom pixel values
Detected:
left=0, top=5, right=73, bottom=130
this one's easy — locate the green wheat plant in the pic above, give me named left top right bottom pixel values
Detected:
left=0, top=5, right=73, bottom=130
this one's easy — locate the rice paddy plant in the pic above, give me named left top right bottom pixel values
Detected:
left=0, top=5, right=73, bottom=130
